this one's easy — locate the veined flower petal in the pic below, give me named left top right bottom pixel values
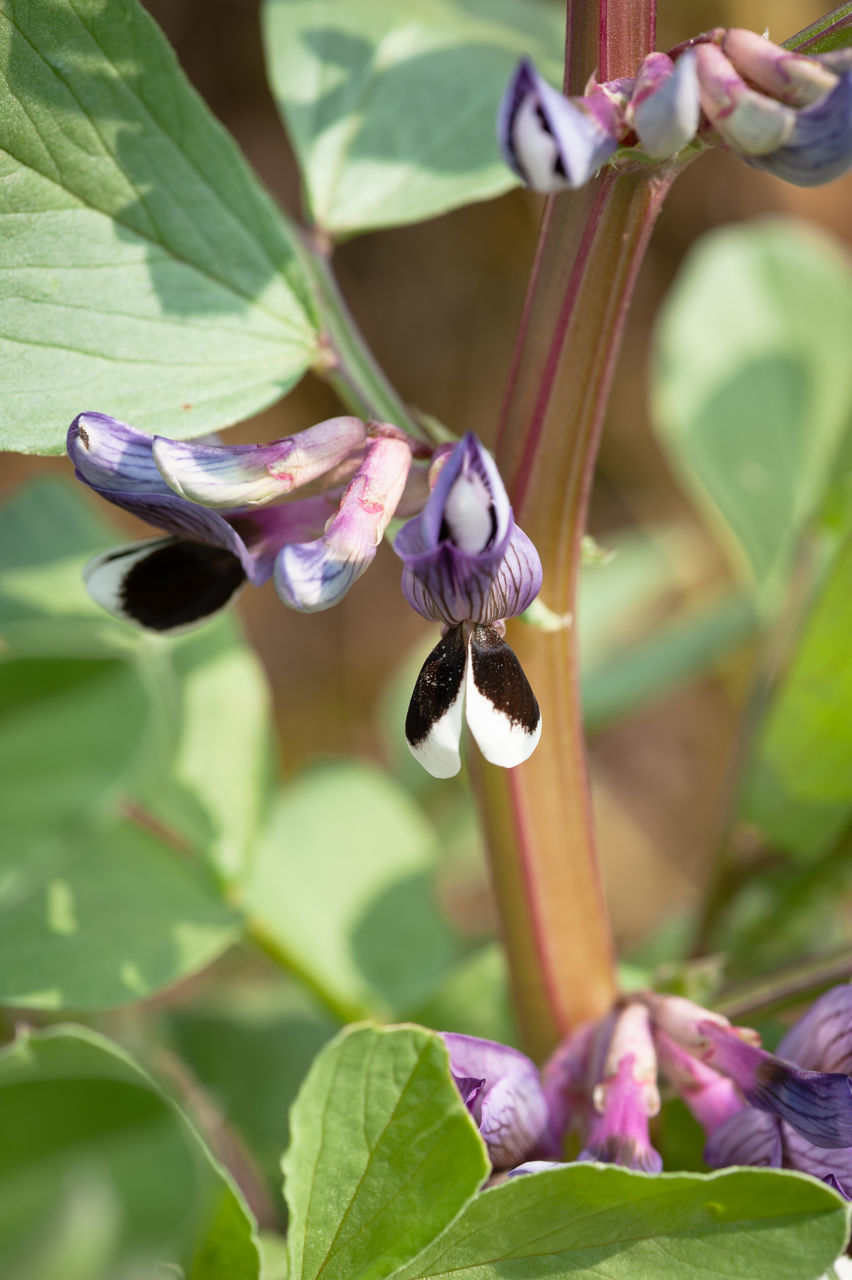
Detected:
left=746, top=72, right=852, bottom=186
left=443, top=1032, right=550, bottom=1170
left=464, top=624, right=541, bottom=768
left=68, top=412, right=172, bottom=494
left=396, top=434, right=541, bottom=627
left=699, top=1020, right=852, bottom=1149
left=405, top=625, right=467, bottom=779
left=499, top=58, right=618, bottom=192
left=776, top=985, right=852, bottom=1074
left=152, top=416, right=366, bottom=508
left=83, top=537, right=246, bottom=634
left=704, top=1107, right=783, bottom=1169
left=629, top=51, right=700, bottom=159
left=782, top=1124, right=852, bottom=1198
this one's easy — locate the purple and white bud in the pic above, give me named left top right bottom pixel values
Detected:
left=695, top=42, right=796, bottom=155
left=395, top=433, right=542, bottom=628
left=275, top=435, right=411, bottom=612
left=628, top=51, right=700, bottom=159
left=722, top=28, right=838, bottom=108
left=442, top=1032, right=550, bottom=1170
left=498, top=58, right=620, bottom=193
left=577, top=1004, right=663, bottom=1173
left=152, top=416, right=367, bottom=508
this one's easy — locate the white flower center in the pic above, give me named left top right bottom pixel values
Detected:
left=443, top=470, right=495, bottom=553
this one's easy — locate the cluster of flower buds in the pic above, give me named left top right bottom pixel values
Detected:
left=68, top=415, right=543, bottom=775
left=443, top=984, right=852, bottom=1196
left=499, top=28, right=852, bottom=191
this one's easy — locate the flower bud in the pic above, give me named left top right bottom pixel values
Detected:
left=275, top=435, right=411, bottom=612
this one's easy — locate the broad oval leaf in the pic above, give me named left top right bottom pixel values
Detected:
left=0, top=819, right=240, bottom=1010
left=243, top=761, right=460, bottom=1021
left=392, top=1162, right=850, bottom=1280
left=0, top=1024, right=260, bottom=1278
left=740, top=530, right=852, bottom=859
left=0, top=0, right=320, bottom=454
left=652, top=219, right=852, bottom=609
left=262, top=0, right=564, bottom=237
left=283, top=1024, right=488, bottom=1280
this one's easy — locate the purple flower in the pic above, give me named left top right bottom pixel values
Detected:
left=442, top=1032, right=550, bottom=1170
left=67, top=412, right=333, bottom=632
left=151, top=416, right=367, bottom=508
left=702, top=988, right=852, bottom=1196
left=274, top=435, right=412, bottom=611
left=650, top=986, right=852, bottom=1195
left=696, top=33, right=852, bottom=186
left=577, top=1004, right=663, bottom=1173
left=395, top=433, right=543, bottom=777
left=498, top=58, right=622, bottom=192
left=628, top=51, right=700, bottom=159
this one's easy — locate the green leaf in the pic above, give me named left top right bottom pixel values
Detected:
left=168, top=983, right=340, bottom=1191
left=582, top=593, right=756, bottom=731
left=652, top=219, right=852, bottom=607
left=0, top=0, right=320, bottom=455
left=0, top=1025, right=260, bottom=1278
left=243, top=761, right=460, bottom=1020
left=262, top=0, right=564, bottom=237
left=283, top=1024, right=488, bottom=1280
left=134, top=619, right=275, bottom=884
left=740, top=531, right=852, bottom=859
left=392, top=1163, right=849, bottom=1280
left=0, top=478, right=276, bottom=884
left=0, top=656, right=148, bottom=832
left=0, top=479, right=143, bottom=658
left=0, top=819, right=240, bottom=1009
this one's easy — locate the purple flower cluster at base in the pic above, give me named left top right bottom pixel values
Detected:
left=442, top=985, right=852, bottom=1198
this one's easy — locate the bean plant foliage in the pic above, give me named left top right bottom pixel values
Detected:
left=2, top=0, right=852, bottom=1277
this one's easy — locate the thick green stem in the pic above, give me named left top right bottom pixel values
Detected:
left=475, top=168, right=674, bottom=1061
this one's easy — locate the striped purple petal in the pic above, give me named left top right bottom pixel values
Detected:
left=704, top=1107, right=783, bottom=1169
left=746, top=71, right=852, bottom=186
left=700, top=1021, right=852, bottom=1149
left=442, top=1032, right=549, bottom=1170
left=776, top=985, right=852, bottom=1074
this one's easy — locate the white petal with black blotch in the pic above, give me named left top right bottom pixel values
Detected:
left=405, top=625, right=467, bottom=778
left=465, top=624, right=541, bottom=768
left=83, top=537, right=246, bottom=635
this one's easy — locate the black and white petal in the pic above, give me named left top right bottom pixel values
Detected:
left=405, top=624, right=467, bottom=778
left=83, top=537, right=246, bottom=634
left=465, top=624, right=541, bottom=768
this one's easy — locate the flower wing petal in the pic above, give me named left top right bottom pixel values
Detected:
left=405, top=626, right=467, bottom=778
left=83, top=538, right=246, bottom=633
left=465, top=624, right=541, bottom=768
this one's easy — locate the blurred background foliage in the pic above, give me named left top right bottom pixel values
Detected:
left=2, top=0, right=852, bottom=1269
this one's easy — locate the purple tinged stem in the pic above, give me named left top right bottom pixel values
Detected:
left=470, top=0, right=664, bottom=1060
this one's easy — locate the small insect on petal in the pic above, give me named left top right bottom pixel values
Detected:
left=83, top=538, right=246, bottom=634
left=465, top=624, right=541, bottom=768
left=405, top=624, right=467, bottom=778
